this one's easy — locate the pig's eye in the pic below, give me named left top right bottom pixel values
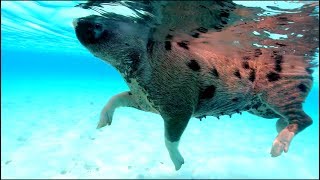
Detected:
left=95, top=23, right=102, bottom=30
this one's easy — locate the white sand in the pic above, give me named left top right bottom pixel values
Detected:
left=1, top=77, right=319, bottom=179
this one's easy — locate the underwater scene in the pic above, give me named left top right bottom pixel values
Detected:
left=1, top=1, right=319, bottom=179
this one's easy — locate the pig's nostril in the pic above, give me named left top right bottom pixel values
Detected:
left=74, top=19, right=109, bottom=44
left=94, top=23, right=102, bottom=30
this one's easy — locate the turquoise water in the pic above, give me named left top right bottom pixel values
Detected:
left=1, top=1, right=319, bottom=179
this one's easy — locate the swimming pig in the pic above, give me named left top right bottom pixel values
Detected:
left=73, top=1, right=319, bottom=170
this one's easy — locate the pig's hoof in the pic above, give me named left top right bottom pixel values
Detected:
left=165, top=139, right=184, bottom=170
left=270, top=128, right=294, bottom=157
left=171, top=151, right=184, bottom=171
left=97, top=111, right=113, bottom=129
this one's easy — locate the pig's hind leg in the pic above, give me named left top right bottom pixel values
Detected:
left=259, top=80, right=313, bottom=157
left=269, top=107, right=312, bottom=157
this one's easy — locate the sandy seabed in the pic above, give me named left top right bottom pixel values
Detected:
left=1, top=77, right=319, bottom=179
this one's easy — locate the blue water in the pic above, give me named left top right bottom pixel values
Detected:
left=1, top=1, right=319, bottom=179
